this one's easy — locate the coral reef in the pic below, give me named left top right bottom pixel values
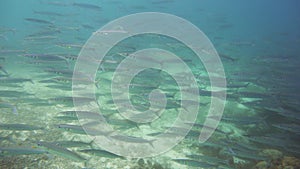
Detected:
left=254, top=149, right=300, bottom=169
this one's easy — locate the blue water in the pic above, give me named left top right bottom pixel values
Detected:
left=1, top=0, right=300, bottom=169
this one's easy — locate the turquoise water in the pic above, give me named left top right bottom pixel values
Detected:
left=1, top=0, right=300, bottom=169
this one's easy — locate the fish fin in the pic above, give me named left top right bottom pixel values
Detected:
left=12, top=105, right=18, bottom=115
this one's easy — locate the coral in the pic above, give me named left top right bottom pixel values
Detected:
left=259, top=149, right=283, bottom=160
left=254, top=161, right=269, bottom=169
left=253, top=156, right=300, bottom=169
left=281, top=156, right=300, bottom=169
left=132, top=158, right=169, bottom=169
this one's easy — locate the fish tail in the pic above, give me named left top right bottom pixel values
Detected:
left=261, top=118, right=270, bottom=129
left=6, top=134, right=15, bottom=143
left=225, top=130, right=234, bottom=140
left=65, top=58, right=70, bottom=68
left=148, top=139, right=156, bottom=148
left=94, top=81, right=100, bottom=89
left=245, top=82, right=251, bottom=87
left=0, top=66, right=8, bottom=75
left=0, top=35, right=8, bottom=41
left=154, top=109, right=163, bottom=119
left=88, top=138, right=96, bottom=148
left=135, top=124, right=140, bottom=130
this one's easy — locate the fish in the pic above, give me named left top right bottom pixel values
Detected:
left=58, top=111, right=79, bottom=117
left=37, top=141, right=86, bottom=161
left=194, top=140, right=227, bottom=149
left=230, top=41, right=255, bottom=47
left=50, top=77, right=97, bottom=86
left=49, top=96, right=95, bottom=106
left=0, top=135, right=14, bottom=143
left=25, top=60, right=65, bottom=66
left=27, top=29, right=61, bottom=37
left=72, top=3, right=102, bottom=11
left=46, top=84, right=71, bottom=91
left=61, top=54, right=78, bottom=61
left=1, top=34, right=7, bottom=40
left=223, top=139, right=259, bottom=152
left=247, top=136, right=288, bottom=148
left=0, top=73, right=9, bottom=78
left=38, top=79, right=58, bottom=84
left=0, top=102, right=18, bottom=115
left=107, top=118, right=140, bottom=129
left=0, top=65, right=8, bottom=74
left=33, top=10, right=64, bottom=16
left=44, top=1, right=71, bottom=7
left=272, top=123, right=300, bottom=135
left=57, top=111, right=104, bottom=120
left=277, top=109, right=300, bottom=121
left=186, top=154, right=229, bottom=165
left=0, top=27, right=16, bottom=34
left=57, top=123, right=112, bottom=136
left=0, top=123, right=44, bottom=130
left=226, top=82, right=250, bottom=88
left=44, top=68, right=84, bottom=77
left=0, top=90, right=34, bottom=98
left=152, top=0, right=174, bottom=5
left=219, top=53, right=237, bottom=62
left=225, top=148, right=268, bottom=161
left=0, top=77, right=34, bottom=84
left=19, top=98, right=50, bottom=107
left=0, top=147, right=48, bottom=156
left=23, top=53, right=68, bottom=63
left=53, top=140, right=93, bottom=148
left=284, top=147, right=300, bottom=156
left=147, top=131, right=182, bottom=138
left=185, top=122, right=232, bottom=136
left=81, top=24, right=95, bottom=30
left=110, top=134, right=155, bottom=147
left=0, top=49, right=25, bottom=55
left=24, top=18, right=53, bottom=24
left=54, top=115, right=77, bottom=121
left=56, top=42, right=83, bottom=49
left=172, top=158, right=217, bottom=168
left=57, top=124, right=86, bottom=134
left=237, top=91, right=275, bottom=99
left=79, top=149, right=123, bottom=159
left=24, top=35, right=58, bottom=41
left=208, top=115, right=267, bottom=126
left=0, top=57, right=5, bottom=61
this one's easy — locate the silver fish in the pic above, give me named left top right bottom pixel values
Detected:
left=0, top=147, right=47, bottom=156
left=0, top=123, right=43, bottom=131
left=37, top=141, right=86, bottom=161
